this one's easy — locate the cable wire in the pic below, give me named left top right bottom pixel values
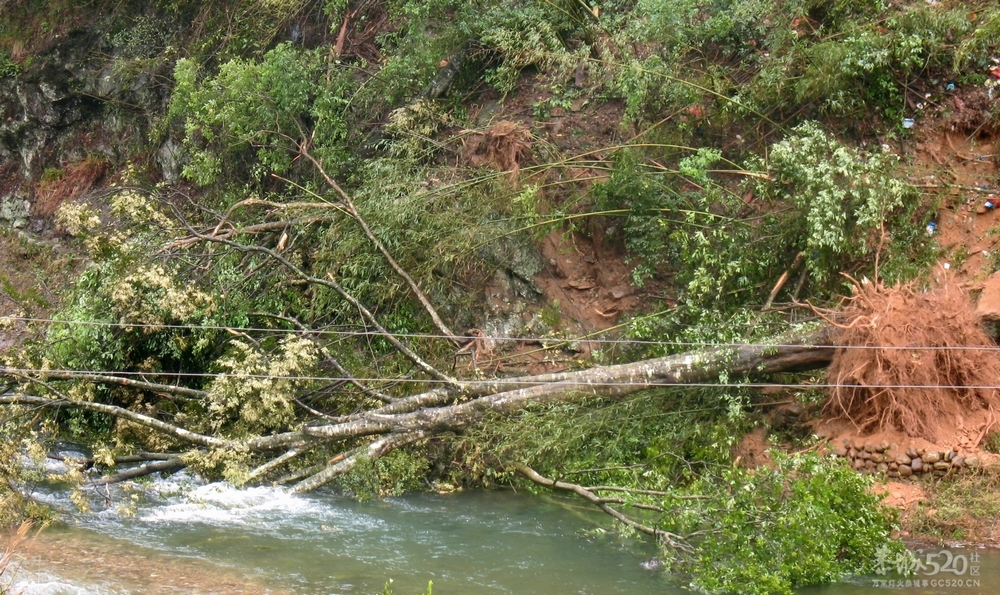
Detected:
left=2, top=367, right=1000, bottom=391
left=5, top=316, right=1000, bottom=351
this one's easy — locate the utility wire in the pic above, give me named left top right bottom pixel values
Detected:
left=1, top=367, right=999, bottom=391
left=4, top=316, right=1000, bottom=351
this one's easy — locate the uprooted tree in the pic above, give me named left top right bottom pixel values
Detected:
left=10, top=1, right=1000, bottom=593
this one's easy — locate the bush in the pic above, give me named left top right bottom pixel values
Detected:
left=683, top=453, right=904, bottom=595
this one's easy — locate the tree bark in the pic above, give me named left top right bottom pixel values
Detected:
left=2, top=328, right=835, bottom=491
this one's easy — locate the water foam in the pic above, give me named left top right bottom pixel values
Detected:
left=139, top=481, right=323, bottom=526
left=4, top=570, right=124, bottom=595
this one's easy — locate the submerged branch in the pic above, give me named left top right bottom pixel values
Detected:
left=291, top=431, right=427, bottom=493
left=92, top=458, right=187, bottom=486
left=515, top=464, right=693, bottom=552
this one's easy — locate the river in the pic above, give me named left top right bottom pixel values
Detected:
left=5, top=466, right=998, bottom=595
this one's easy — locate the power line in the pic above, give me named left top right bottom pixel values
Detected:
left=2, top=367, right=1000, bottom=391
left=5, top=316, right=1000, bottom=351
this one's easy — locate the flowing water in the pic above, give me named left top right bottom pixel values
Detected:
left=5, top=462, right=999, bottom=595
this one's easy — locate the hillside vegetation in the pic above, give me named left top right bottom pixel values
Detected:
left=3, top=0, right=1000, bottom=592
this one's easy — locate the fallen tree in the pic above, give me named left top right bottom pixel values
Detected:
left=0, top=326, right=835, bottom=493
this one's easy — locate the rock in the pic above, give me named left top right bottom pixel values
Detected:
left=0, top=194, right=30, bottom=228
left=870, top=453, right=884, bottom=464
left=906, top=447, right=918, bottom=459
left=864, top=459, right=876, bottom=469
left=864, top=443, right=876, bottom=453
left=917, top=448, right=926, bottom=457
left=944, top=450, right=954, bottom=462
left=934, top=469, right=948, bottom=477
left=899, top=465, right=913, bottom=477
left=877, top=463, right=888, bottom=473
left=861, top=451, right=871, bottom=460
left=853, top=458, right=866, bottom=470
left=896, top=454, right=912, bottom=465
left=888, top=470, right=899, bottom=478
left=879, top=440, right=890, bottom=452
left=848, top=448, right=858, bottom=459
left=965, top=455, right=981, bottom=469
left=832, top=445, right=848, bottom=457
left=952, top=456, right=964, bottom=469
left=156, top=138, right=184, bottom=184
left=933, top=461, right=951, bottom=471
left=889, top=462, right=899, bottom=471
left=853, top=439, right=865, bottom=451
left=924, top=451, right=941, bottom=464
left=911, top=458, right=923, bottom=472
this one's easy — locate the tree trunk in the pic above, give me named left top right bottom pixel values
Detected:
left=4, top=327, right=835, bottom=491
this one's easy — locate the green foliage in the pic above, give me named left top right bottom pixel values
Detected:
left=0, top=50, right=19, bottom=78
left=337, top=450, right=430, bottom=501
left=463, top=396, right=900, bottom=594
left=754, top=122, right=918, bottom=285
left=477, top=2, right=581, bottom=94
left=681, top=453, right=903, bottom=595
left=593, top=147, right=786, bottom=305
left=170, top=44, right=351, bottom=186
left=206, top=335, right=319, bottom=436
left=956, top=9, right=1000, bottom=70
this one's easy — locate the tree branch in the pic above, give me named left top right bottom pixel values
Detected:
left=170, top=214, right=458, bottom=387
left=296, top=148, right=460, bottom=343
left=291, top=431, right=426, bottom=493
left=92, top=458, right=186, bottom=486
left=514, top=464, right=692, bottom=552
left=0, top=393, right=230, bottom=449
left=2, top=368, right=206, bottom=400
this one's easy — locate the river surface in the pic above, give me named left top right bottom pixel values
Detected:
left=5, top=467, right=999, bottom=595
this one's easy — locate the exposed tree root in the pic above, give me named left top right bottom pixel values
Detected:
left=824, top=281, right=1000, bottom=441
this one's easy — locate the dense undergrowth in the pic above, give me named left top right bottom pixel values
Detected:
left=4, top=0, right=1000, bottom=593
